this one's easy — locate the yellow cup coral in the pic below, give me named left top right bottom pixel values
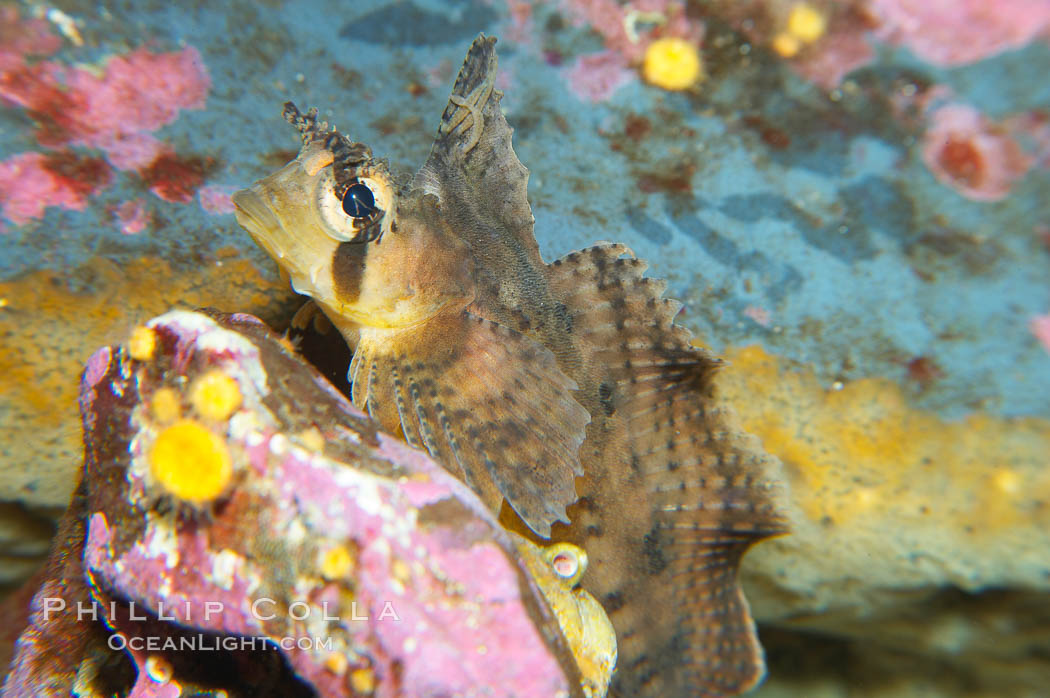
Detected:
left=149, top=419, right=233, bottom=503
left=787, top=2, right=828, bottom=44
left=128, top=325, right=157, bottom=361
left=350, top=667, right=376, bottom=694
left=150, top=387, right=182, bottom=423
left=773, top=3, right=829, bottom=57
left=771, top=33, right=802, bottom=58
left=320, top=544, right=356, bottom=580
left=189, top=370, right=243, bottom=422
left=642, top=37, right=703, bottom=91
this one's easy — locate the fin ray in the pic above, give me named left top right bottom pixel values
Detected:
left=547, top=243, right=788, bottom=696
left=349, top=310, right=590, bottom=536
left=418, top=34, right=539, bottom=260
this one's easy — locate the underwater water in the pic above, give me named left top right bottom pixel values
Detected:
left=0, top=0, right=1048, bottom=696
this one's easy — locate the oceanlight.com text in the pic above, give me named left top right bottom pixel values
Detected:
left=107, top=633, right=334, bottom=652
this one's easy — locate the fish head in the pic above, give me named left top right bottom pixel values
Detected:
left=234, top=106, right=475, bottom=332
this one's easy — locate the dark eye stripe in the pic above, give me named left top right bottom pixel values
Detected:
left=332, top=240, right=369, bottom=303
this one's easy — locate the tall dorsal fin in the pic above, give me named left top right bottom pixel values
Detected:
left=349, top=310, right=590, bottom=537
left=547, top=244, right=788, bottom=696
left=416, top=34, right=540, bottom=263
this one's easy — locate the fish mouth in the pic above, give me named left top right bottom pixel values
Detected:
left=232, top=188, right=286, bottom=260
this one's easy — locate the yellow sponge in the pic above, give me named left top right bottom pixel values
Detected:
left=642, top=37, right=703, bottom=91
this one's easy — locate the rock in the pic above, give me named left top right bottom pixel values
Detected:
left=4, top=309, right=588, bottom=697
left=716, top=344, right=1050, bottom=697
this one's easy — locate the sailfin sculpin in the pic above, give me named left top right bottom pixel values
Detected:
left=234, top=35, right=787, bottom=697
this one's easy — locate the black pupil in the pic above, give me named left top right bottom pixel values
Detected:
left=341, top=182, right=377, bottom=219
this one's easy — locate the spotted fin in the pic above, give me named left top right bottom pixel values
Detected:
left=416, top=34, right=539, bottom=262
left=547, top=244, right=788, bottom=696
left=349, top=310, right=590, bottom=537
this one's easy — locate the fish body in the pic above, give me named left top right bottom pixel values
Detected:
left=234, top=35, right=787, bottom=697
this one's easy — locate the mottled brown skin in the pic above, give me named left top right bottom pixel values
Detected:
left=235, top=36, right=787, bottom=697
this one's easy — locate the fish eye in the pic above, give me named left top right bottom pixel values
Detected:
left=341, top=180, right=378, bottom=220
left=315, top=169, right=391, bottom=244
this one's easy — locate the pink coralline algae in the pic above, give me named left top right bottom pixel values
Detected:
left=0, top=152, right=99, bottom=225
left=3, top=310, right=582, bottom=697
left=800, top=0, right=1050, bottom=87
left=728, top=0, right=1050, bottom=89
left=504, top=0, right=536, bottom=45
left=790, top=19, right=874, bottom=91
left=0, top=44, right=210, bottom=169
left=566, top=50, right=636, bottom=102
left=560, top=0, right=704, bottom=100
left=115, top=198, right=150, bottom=235
left=198, top=185, right=238, bottom=215
left=0, top=6, right=62, bottom=67
left=1031, top=314, right=1050, bottom=354
left=1005, top=110, right=1050, bottom=169
left=743, top=305, right=773, bottom=327
left=0, top=6, right=211, bottom=224
left=921, top=104, right=1034, bottom=202
left=565, top=0, right=703, bottom=62
left=868, top=0, right=1050, bottom=67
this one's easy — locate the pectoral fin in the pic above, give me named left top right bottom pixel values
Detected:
left=349, top=310, right=590, bottom=537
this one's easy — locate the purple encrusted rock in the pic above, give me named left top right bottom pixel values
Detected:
left=3, top=309, right=581, bottom=698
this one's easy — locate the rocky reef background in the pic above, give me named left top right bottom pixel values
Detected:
left=1, top=1, right=1049, bottom=695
